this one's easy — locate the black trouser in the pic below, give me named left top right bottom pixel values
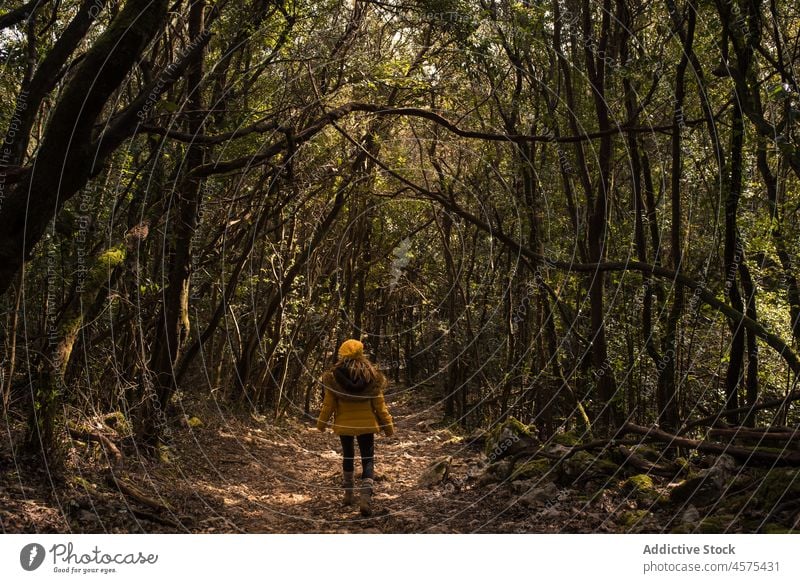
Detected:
left=339, top=433, right=375, bottom=479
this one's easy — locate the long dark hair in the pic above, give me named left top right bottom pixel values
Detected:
left=334, top=354, right=379, bottom=384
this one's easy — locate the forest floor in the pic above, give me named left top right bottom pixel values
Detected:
left=2, top=385, right=797, bottom=533
left=0, top=387, right=559, bottom=533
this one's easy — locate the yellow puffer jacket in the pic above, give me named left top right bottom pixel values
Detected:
left=316, top=369, right=394, bottom=436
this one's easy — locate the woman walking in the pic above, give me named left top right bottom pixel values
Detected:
left=317, top=339, right=394, bottom=516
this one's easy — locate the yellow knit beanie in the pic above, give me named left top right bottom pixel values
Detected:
left=338, top=339, right=364, bottom=360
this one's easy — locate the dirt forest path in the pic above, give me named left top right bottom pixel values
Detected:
left=2, top=386, right=623, bottom=534
left=160, top=388, right=540, bottom=533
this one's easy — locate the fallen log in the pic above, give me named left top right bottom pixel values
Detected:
left=621, top=422, right=800, bottom=466
left=618, top=445, right=684, bottom=477
left=708, top=427, right=800, bottom=447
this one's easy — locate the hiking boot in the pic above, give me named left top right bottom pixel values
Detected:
left=359, top=478, right=374, bottom=516
left=342, top=471, right=355, bottom=505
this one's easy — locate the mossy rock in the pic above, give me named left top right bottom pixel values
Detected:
left=477, top=460, right=512, bottom=486
left=516, top=482, right=559, bottom=508
left=103, top=411, right=132, bottom=436
left=596, top=458, right=619, bottom=474
left=718, top=493, right=750, bottom=515
left=510, top=458, right=551, bottom=481
left=551, top=431, right=581, bottom=447
left=753, top=469, right=800, bottom=508
left=419, top=456, right=452, bottom=488
left=559, top=450, right=619, bottom=484
left=697, top=514, right=737, bottom=534
left=620, top=509, right=651, bottom=530
left=623, top=473, right=655, bottom=493
left=560, top=451, right=590, bottom=477
left=629, top=444, right=663, bottom=463
left=484, top=416, right=537, bottom=461
left=669, top=474, right=719, bottom=506
left=622, top=474, right=659, bottom=504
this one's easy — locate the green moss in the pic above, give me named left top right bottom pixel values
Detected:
left=103, top=411, right=132, bottom=436
left=562, top=450, right=618, bottom=478
left=561, top=450, right=590, bottom=476
left=624, top=474, right=655, bottom=492
left=621, top=509, right=650, bottom=529
left=70, top=476, right=96, bottom=490
left=158, top=444, right=174, bottom=464
left=484, top=416, right=535, bottom=459
left=86, top=245, right=126, bottom=291
left=754, top=469, right=800, bottom=508
left=697, top=515, right=737, bottom=534
left=762, top=524, right=793, bottom=534
left=719, top=494, right=750, bottom=514
left=510, top=458, right=551, bottom=481
left=551, top=431, right=581, bottom=446
left=622, top=473, right=661, bottom=504
left=596, top=458, right=621, bottom=474
left=630, top=445, right=662, bottom=463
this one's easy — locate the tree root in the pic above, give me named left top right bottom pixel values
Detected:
left=68, top=426, right=123, bottom=466
left=106, top=472, right=172, bottom=513
left=129, top=508, right=183, bottom=529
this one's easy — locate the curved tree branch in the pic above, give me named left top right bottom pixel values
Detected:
left=188, top=102, right=713, bottom=177
left=0, top=0, right=50, bottom=31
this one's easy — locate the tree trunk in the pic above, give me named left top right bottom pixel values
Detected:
left=0, top=0, right=168, bottom=297
left=583, top=0, right=617, bottom=429
left=143, top=0, right=206, bottom=446
left=723, top=101, right=746, bottom=425
left=659, top=0, right=696, bottom=431
left=29, top=243, right=127, bottom=458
